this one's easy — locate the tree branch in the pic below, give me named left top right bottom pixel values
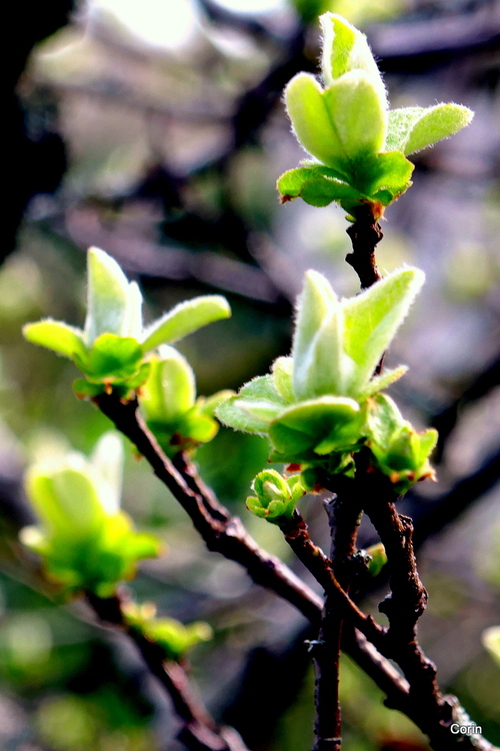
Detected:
left=87, top=592, right=248, bottom=751
left=345, top=203, right=383, bottom=290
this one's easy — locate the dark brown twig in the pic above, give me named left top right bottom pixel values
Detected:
left=93, top=392, right=495, bottom=750
left=87, top=592, right=247, bottom=751
left=345, top=202, right=383, bottom=290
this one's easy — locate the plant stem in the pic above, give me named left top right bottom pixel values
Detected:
left=87, top=592, right=247, bottom=751
left=345, top=202, right=383, bottom=289
left=93, top=392, right=495, bottom=751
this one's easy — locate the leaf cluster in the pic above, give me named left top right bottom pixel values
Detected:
left=217, top=268, right=437, bottom=496
left=20, top=433, right=160, bottom=597
left=278, top=13, right=473, bottom=216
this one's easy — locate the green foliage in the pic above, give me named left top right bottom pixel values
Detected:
left=123, top=602, right=213, bottom=662
left=140, top=345, right=233, bottom=457
left=217, top=268, right=436, bottom=491
left=365, top=543, right=387, bottom=577
left=23, top=247, right=231, bottom=394
left=246, top=469, right=306, bottom=524
left=483, top=627, right=500, bottom=668
left=20, top=433, right=161, bottom=597
left=278, top=13, right=473, bottom=215
left=366, top=394, right=437, bottom=492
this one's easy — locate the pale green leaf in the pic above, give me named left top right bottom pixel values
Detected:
left=343, top=268, right=425, bottom=394
left=141, top=295, right=230, bottom=352
left=122, top=281, right=143, bottom=339
left=385, top=108, right=425, bottom=152
left=404, top=103, right=473, bottom=155
left=216, top=396, right=271, bottom=436
left=239, top=374, right=287, bottom=405
left=23, top=319, right=87, bottom=361
left=26, top=461, right=105, bottom=539
left=272, top=357, right=294, bottom=403
left=320, top=13, right=387, bottom=105
left=323, top=71, right=387, bottom=161
left=235, top=399, right=283, bottom=423
left=141, top=346, right=195, bottom=424
left=362, top=366, right=408, bottom=397
left=84, top=247, right=131, bottom=344
left=386, top=104, right=474, bottom=155
left=299, top=308, right=353, bottom=399
left=285, top=73, right=345, bottom=168
left=292, top=270, right=337, bottom=399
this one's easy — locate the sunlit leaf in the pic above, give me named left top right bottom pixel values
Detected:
left=141, top=295, right=230, bottom=352
left=23, top=320, right=87, bottom=361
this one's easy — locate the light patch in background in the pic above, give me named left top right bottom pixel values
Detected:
left=212, top=0, right=285, bottom=13
left=88, top=0, right=199, bottom=49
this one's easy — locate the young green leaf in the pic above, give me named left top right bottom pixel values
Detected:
left=342, top=267, right=425, bottom=394
left=386, top=104, right=474, bottom=155
left=141, top=347, right=196, bottom=425
left=292, top=270, right=338, bottom=400
left=84, top=247, right=131, bottom=345
left=23, top=320, right=88, bottom=361
left=285, top=73, right=346, bottom=168
left=141, top=295, right=230, bottom=352
left=323, top=71, right=387, bottom=162
left=320, top=13, right=387, bottom=105
left=75, top=334, right=144, bottom=382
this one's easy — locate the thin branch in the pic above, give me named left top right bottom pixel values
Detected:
left=345, top=203, right=383, bottom=290
left=94, top=392, right=324, bottom=625
left=87, top=592, right=247, bottom=751
left=93, top=392, right=495, bottom=750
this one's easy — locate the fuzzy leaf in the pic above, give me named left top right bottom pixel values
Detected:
left=122, top=282, right=143, bottom=339
left=274, top=396, right=360, bottom=440
left=386, top=104, right=474, bottom=155
left=84, top=247, right=131, bottom=344
left=141, top=296, right=230, bottom=352
left=285, top=73, right=345, bottom=168
left=362, top=366, right=408, bottom=398
left=26, top=464, right=105, bottom=539
left=23, top=320, right=87, bottom=361
left=299, top=308, right=352, bottom=398
left=272, top=357, right=294, bottom=403
left=300, top=177, right=362, bottom=207
left=277, top=168, right=361, bottom=206
left=216, top=396, right=271, bottom=435
left=292, top=270, right=337, bottom=400
left=355, top=151, right=414, bottom=198
left=239, top=374, right=287, bottom=405
left=77, top=334, right=143, bottom=381
left=323, top=71, right=387, bottom=161
left=343, top=268, right=425, bottom=394
left=141, top=347, right=196, bottom=424
left=320, top=13, right=387, bottom=105
left=235, top=399, right=283, bottom=424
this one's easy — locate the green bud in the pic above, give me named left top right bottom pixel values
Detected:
left=124, top=602, right=213, bottom=662
left=246, top=469, right=306, bottom=524
left=20, top=433, right=160, bottom=596
left=365, top=543, right=387, bottom=577
left=23, top=247, right=231, bottom=393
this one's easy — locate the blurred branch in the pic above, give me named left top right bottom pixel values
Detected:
left=88, top=592, right=248, bottom=751
left=431, top=355, right=500, bottom=463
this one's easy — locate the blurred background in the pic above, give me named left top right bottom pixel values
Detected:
left=1, top=0, right=500, bottom=749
